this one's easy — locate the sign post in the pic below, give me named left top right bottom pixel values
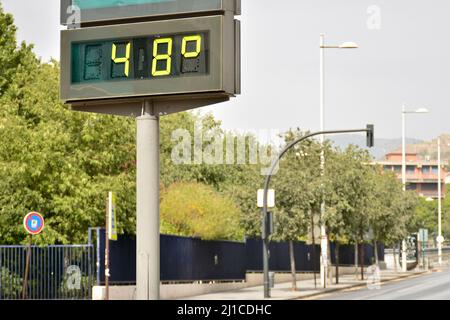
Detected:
left=136, top=102, right=160, bottom=300
left=105, top=191, right=118, bottom=300
left=257, top=189, right=275, bottom=298
left=418, top=228, right=428, bottom=270
left=22, top=212, right=45, bottom=299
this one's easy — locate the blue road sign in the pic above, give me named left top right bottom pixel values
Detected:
left=23, top=212, right=45, bottom=235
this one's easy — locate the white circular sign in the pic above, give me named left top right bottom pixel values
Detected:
left=436, top=235, right=445, bottom=243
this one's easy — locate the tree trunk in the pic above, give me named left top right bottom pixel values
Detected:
left=359, top=226, right=365, bottom=281
left=310, top=213, right=317, bottom=288
left=327, top=238, right=332, bottom=285
left=393, top=245, right=397, bottom=271
left=360, top=242, right=365, bottom=280
left=354, top=242, right=359, bottom=279
left=373, top=240, right=379, bottom=266
left=335, top=242, right=340, bottom=284
left=289, top=240, right=297, bottom=291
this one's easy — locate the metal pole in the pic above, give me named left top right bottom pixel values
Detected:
left=262, top=207, right=270, bottom=298
left=401, top=106, right=407, bottom=272
left=136, top=100, right=160, bottom=300
left=311, top=212, right=317, bottom=288
left=87, top=228, right=92, bottom=299
left=22, top=235, right=32, bottom=300
left=319, top=33, right=328, bottom=288
left=422, top=239, right=426, bottom=270
left=438, top=138, right=442, bottom=265
left=105, top=198, right=110, bottom=300
left=402, top=106, right=407, bottom=190
left=96, top=227, right=101, bottom=286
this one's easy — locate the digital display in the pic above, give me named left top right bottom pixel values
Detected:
left=71, top=32, right=208, bottom=84
left=60, top=15, right=239, bottom=106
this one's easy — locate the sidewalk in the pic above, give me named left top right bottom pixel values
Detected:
left=183, top=270, right=429, bottom=300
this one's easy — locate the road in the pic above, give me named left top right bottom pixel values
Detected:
left=317, top=268, right=450, bottom=300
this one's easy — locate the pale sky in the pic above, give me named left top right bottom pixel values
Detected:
left=1, top=0, right=449, bottom=141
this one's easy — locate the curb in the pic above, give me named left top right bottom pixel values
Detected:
left=289, top=270, right=430, bottom=300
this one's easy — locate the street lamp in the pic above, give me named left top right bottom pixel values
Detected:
left=319, top=34, right=359, bottom=288
left=401, top=105, right=430, bottom=272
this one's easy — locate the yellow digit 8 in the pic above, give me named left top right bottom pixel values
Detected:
left=111, top=42, right=131, bottom=77
left=182, top=35, right=202, bottom=58
left=152, top=38, right=173, bottom=77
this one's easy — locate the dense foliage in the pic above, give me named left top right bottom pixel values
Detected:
left=160, top=182, right=243, bottom=241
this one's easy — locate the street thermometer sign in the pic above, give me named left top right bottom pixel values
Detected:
left=60, top=0, right=240, bottom=116
left=60, top=0, right=241, bottom=301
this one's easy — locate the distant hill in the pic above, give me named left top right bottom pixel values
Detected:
left=329, top=134, right=450, bottom=163
left=328, top=135, right=423, bottom=160
left=388, top=134, right=450, bottom=162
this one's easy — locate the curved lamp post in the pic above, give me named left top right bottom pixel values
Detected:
left=262, top=125, right=374, bottom=298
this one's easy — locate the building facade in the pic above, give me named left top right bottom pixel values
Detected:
left=378, top=152, right=446, bottom=199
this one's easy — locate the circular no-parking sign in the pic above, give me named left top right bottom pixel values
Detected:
left=23, top=212, right=45, bottom=235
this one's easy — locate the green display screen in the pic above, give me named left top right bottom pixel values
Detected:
left=71, top=32, right=208, bottom=84
left=73, top=0, right=174, bottom=10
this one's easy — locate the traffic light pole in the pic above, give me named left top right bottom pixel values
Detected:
left=136, top=101, right=160, bottom=300
left=262, top=126, right=374, bottom=299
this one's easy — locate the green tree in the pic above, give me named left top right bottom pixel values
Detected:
left=0, top=61, right=137, bottom=244
left=443, top=187, right=450, bottom=241
left=267, top=129, right=323, bottom=290
left=160, top=182, right=243, bottom=241
left=365, top=166, right=417, bottom=264
left=412, top=198, right=436, bottom=229
left=324, top=145, right=374, bottom=281
left=0, top=4, right=37, bottom=95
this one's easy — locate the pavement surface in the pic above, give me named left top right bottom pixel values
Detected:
left=315, top=268, right=450, bottom=300
left=183, top=269, right=428, bottom=300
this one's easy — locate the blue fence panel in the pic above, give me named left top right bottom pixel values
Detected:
left=98, top=231, right=384, bottom=283
left=0, top=245, right=94, bottom=300
left=98, top=229, right=136, bottom=284
left=329, top=243, right=385, bottom=266
left=245, top=239, right=320, bottom=272
left=98, top=231, right=247, bottom=284
left=162, top=235, right=247, bottom=282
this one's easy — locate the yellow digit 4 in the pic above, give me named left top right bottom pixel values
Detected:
left=152, top=38, right=173, bottom=77
left=111, top=42, right=131, bottom=77
left=182, top=35, right=202, bottom=58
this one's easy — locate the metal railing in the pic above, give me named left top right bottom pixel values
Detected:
left=0, top=245, right=94, bottom=300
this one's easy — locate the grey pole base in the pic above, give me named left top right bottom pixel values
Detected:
left=136, top=101, right=160, bottom=300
